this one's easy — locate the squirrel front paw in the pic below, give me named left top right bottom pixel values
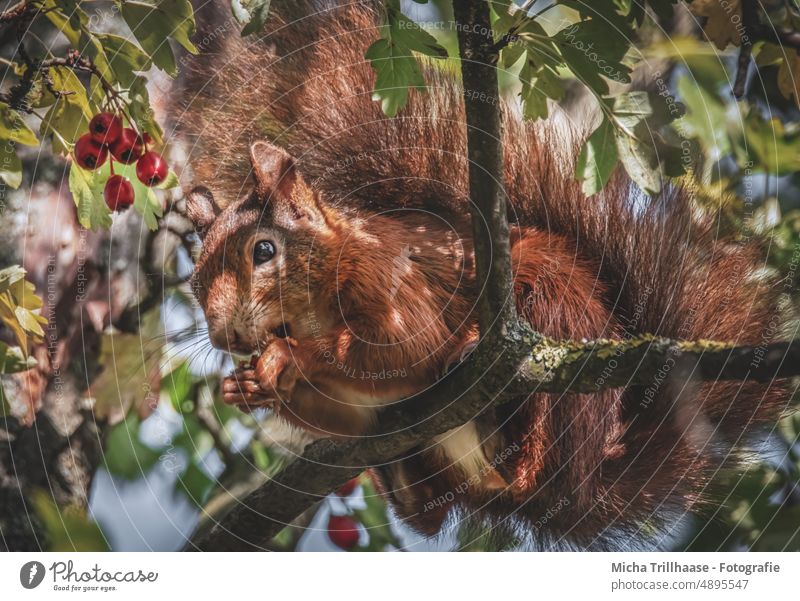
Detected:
left=222, top=359, right=281, bottom=413
left=222, top=341, right=300, bottom=414
left=222, top=363, right=276, bottom=413
left=253, top=339, right=299, bottom=404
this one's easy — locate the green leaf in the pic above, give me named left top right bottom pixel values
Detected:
left=69, top=160, right=164, bottom=232
left=103, top=413, right=163, bottom=480
left=500, top=43, right=525, bottom=69
left=365, top=38, right=425, bottom=117
left=232, top=0, right=272, bottom=36
left=121, top=0, right=198, bottom=77
left=741, top=111, right=800, bottom=176
left=15, top=306, right=44, bottom=338
left=612, top=90, right=652, bottom=133
left=96, top=33, right=153, bottom=88
left=41, top=0, right=87, bottom=48
left=39, top=68, right=93, bottom=154
left=0, top=382, right=8, bottom=417
left=0, top=265, right=26, bottom=292
left=175, top=460, right=216, bottom=506
left=559, top=0, right=632, bottom=32
left=519, top=60, right=562, bottom=121
left=157, top=169, right=180, bottom=190
left=365, top=5, right=447, bottom=117
left=0, top=341, right=37, bottom=374
left=0, top=103, right=38, bottom=146
left=31, top=490, right=109, bottom=551
left=516, top=19, right=562, bottom=71
left=615, top=127, right=660, bottom=195
left=68, top=163, right=113, bottom=231
left=351, top=476, right=402, bottom=551
left=128, top=76, right=164, bottom=145
left=0, top=338, right=37, bottom=417
left=554, top=19, right=632, bottom=95
left=133, top=182, right=164, bottom=231
left=171, top=414, right=213, bottom=459
left=605, top=91, right=663, bottom=194
left=576, top=117, right=618, bottom=195
left=162, top=361, right=193, bottom=413
left=675, top=74, right=730, bottom=160
left=393, top=13, right=447, bottom=58
left=0, top=141, right=22, bottom=189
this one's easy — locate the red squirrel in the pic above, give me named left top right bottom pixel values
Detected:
left=176, top=0, right=788, bottom=546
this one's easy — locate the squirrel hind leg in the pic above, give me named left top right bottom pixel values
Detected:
left=371, top=454, right=452, bottom=537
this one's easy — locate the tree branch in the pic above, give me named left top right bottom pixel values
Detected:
left=188, top=333, right=799, bottom=550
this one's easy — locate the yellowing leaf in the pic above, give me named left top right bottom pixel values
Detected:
left=87, top=311, right=162, bottom=420
left=777, top=50, right=800, bottom=106
left=0, top=142, right=22, bottom=189
left=690, top=0, right=741, bottom=50
left=0, top=103, right=38, bottom=146
left=31, top=491, right=109, bottom=551
left=0, top=267, right=46, bottom=355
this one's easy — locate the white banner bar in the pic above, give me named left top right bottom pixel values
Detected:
left=1, top=552, right=795, bottom=599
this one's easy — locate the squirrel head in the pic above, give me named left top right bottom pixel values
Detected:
left=187, top=141, right=334, bottom=355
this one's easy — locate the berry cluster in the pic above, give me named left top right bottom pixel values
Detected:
left=73, top=112, right=168, bottom=211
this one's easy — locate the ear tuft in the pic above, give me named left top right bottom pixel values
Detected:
left=185, top=186, right=220, bottom=234
left=250, top=140, right=296, bottom=197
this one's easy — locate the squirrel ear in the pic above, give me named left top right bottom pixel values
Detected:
left=249, top=140, right=296, bottom=198
left=186, top=186, right=220, bottom=234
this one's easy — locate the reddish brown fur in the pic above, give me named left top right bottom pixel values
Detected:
left=175, top=1, right=789, bottom=548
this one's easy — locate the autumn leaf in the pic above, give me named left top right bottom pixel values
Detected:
left=690, top=0, right=742, bottom=50
left=777, top=49, right=800, bottom=106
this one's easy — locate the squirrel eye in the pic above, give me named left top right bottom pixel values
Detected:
left=253, top=240, right=276, bottom=265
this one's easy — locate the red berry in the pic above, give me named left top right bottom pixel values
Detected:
left=89, top=112, right=122, bottom=146
left=109, top=128, right=145, bottom=164
left=103, top=175, right=135, bottom=211
left=336, top=478, right=359, bottom=497
left=327, top=515, right=360, bottom=550
left=74, top=134, right=108, bottom=170
left=136, top=151, right=168, bottom=187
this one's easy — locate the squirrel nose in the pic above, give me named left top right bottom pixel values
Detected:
left=210, top=329, right=255, bottom=355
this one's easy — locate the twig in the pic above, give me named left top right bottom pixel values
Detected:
left=0, top=0, right=29, bottom=23
left=197, top=402, right=237, bottom=469
left=734, top=0, right=759, bottom=98
left=114, top=212, right=193, bottom=333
